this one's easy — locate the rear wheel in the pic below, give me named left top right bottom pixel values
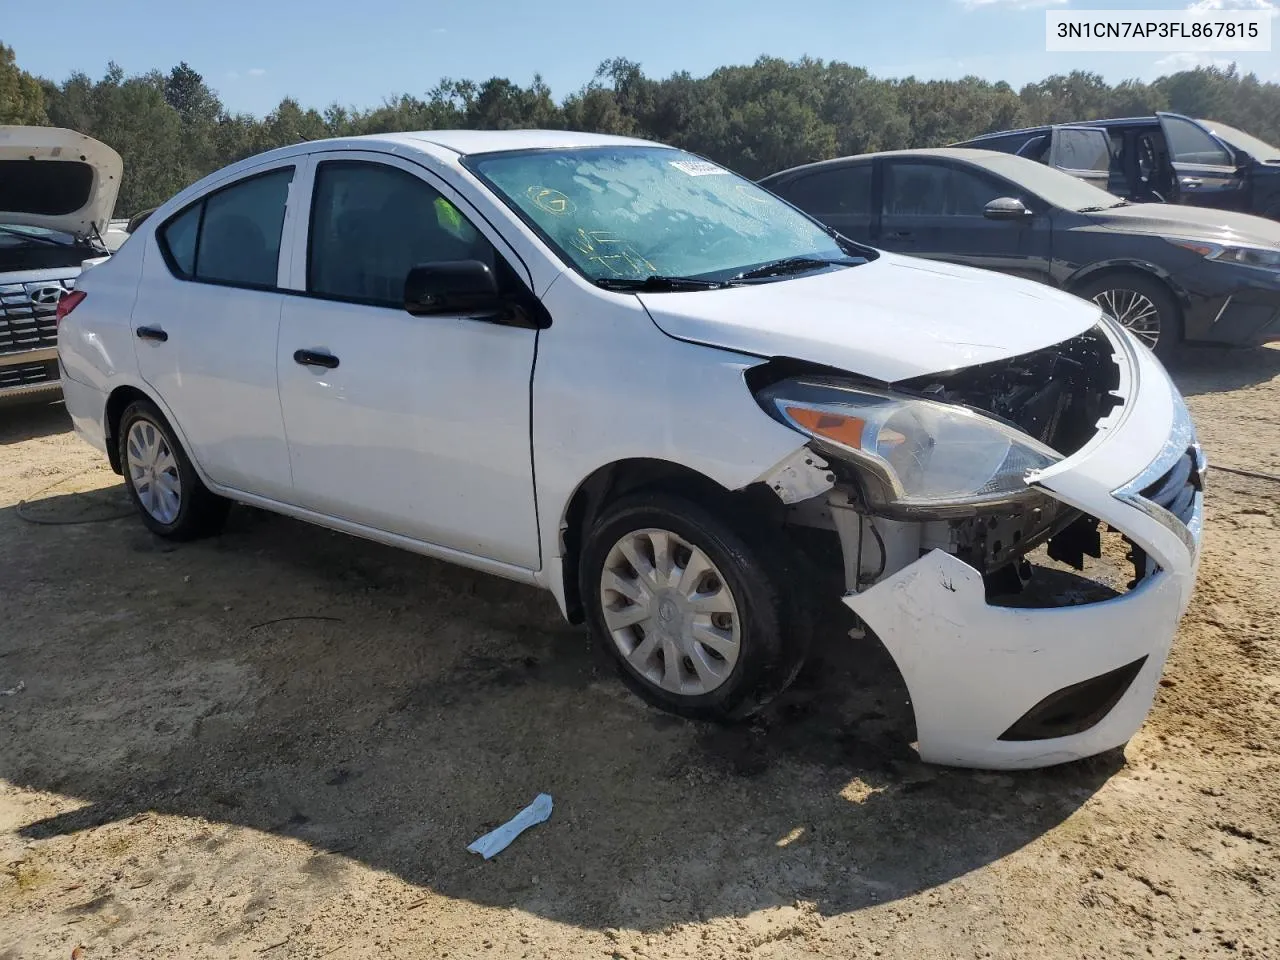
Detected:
left=1076, top=272, right=1182, bottom=364
left=580, top=490, right=809, bottom=721
left=119, top=399, right=228, bottom=540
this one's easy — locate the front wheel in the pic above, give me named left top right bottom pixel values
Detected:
left=579, top=491, right=809, bottom=722
left=1076, top=273, right=1182, bottom=364
left=118, top=399, right=229, bottom=540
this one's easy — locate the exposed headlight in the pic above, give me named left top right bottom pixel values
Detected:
left=1167, top=238, right=1280, bottom=271
left=756, top=378, right=1061, bottom=513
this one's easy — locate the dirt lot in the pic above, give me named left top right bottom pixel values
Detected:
left=2, top=347, right=1279, bottom=960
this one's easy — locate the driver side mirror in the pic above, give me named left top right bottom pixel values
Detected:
left=984, top=197, right=1033, bottom=221
left=404, top=260, right=506, bottom=317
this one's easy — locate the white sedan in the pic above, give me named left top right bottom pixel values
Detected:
left=55, top=130, right=1205, bottom=769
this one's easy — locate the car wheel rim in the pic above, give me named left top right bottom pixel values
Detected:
left=1093, top=288, right=1161, bottom=349
left=126, top=419, right=182, bottom=525
left=599, top=527, right=742, bottom=696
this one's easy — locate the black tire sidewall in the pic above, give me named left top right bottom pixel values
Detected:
left=1079, top=273, right=1182, bottom=362
left=579, top=492, right=801, bottom=721
left=118, top=400, right=206, bottom=539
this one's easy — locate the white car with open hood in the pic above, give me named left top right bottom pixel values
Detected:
left=0, top=125, right=121, bottom=402
left=56, top=130, right=1205, bottom=770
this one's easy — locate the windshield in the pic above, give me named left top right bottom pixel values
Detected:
left=1197, top=119, right=1280, bottom=163
left=466, top=146, right=867, bottom=283
left=972, top=153, right=1127, bottom=212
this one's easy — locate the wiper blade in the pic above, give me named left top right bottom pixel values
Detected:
left=0, top=225, right=76, bottom=247
left=728, top=256, right=859, bottom=283
left=595, top=275, right=725, bottom=291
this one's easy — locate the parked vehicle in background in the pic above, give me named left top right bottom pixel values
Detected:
left=761, top=147, right=1280, bottom=361
left=0, top=126, right=121, bottom=404
left=58, top=130, right=1204, bottom=770
left=954, top=113, right=1280, bottom=220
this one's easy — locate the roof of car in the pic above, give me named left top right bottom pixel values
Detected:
left=958, top=116, right=1160, bottom=143
left=763, top=147, right=1013, bottom=181
left=347, top=129, right=662, bottom=155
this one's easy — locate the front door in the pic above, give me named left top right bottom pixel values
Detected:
left=275, top=152, right=541, bottom=570
left=1157, top=112, right=1247, bottom=211
left=875, top=158, right=1054, bottom=286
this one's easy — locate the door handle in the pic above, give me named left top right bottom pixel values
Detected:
left=136, top=326, right=168, bottom=342
left=293, top=349, right=339, bottom=369
left=886, top=230, right=914, bottom=240
left=1181, top=178, right=1202, bottom=188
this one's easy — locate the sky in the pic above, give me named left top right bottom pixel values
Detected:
left=6, top=0, right=1278, bottom=117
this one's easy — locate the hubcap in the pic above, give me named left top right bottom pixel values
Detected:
left=599, top=527, right=742, bottom=696
left=1093, top=288, right=1161, bottom=349
left=126, top=419, right=182, bottom=524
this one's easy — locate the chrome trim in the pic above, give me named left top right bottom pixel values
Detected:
left=0, top=346, right=58, bottom=367
left=1211, top=296, right=1233, bottom=326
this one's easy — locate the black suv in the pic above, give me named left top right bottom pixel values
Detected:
left=954, top=113, right=1280, bottom=221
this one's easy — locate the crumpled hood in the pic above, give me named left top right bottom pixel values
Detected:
left=0, top=126, right=123, bottom=238
left=638, top=252, right=1103, bottom=382
left=1090, top=202, right=1280, bottom=247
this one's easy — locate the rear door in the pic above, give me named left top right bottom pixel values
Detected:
left=768, top=162, right=875, bottom=243
left=875, top=157, right=1053, bottom=285
left=1047, top=126, right=1113, bottom=190
left=1156, top=112, right=1246, bottom=210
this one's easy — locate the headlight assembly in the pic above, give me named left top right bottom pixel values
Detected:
left=756, top=378, right=1061, bottom=514
left=1167, top=238, right=1280, bottom=271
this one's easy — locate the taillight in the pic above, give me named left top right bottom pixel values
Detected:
left=55, top=290, right=87, bottom=326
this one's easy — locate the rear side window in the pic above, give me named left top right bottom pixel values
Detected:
left=775, top=165, right=872, bottom=217
left=1055, top=129, right=1111, bottom=173
left=157, top=166, right=295, bottom=288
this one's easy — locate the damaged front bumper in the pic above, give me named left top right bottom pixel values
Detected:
left=845, top=333, right=1205, bottom=770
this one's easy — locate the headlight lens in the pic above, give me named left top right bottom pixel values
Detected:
left=1168, top=238, right=1280, bottom=270
left=758, top=379, right=1061, bottom=509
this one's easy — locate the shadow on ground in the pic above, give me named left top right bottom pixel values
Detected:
left=1172, top=343, right=1280, bottom=397
left=0, top=399, right=70, bottom=445
left=1, top=470, right=1121, bottom=933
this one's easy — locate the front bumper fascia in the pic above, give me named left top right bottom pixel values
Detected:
left=844, top=325, right=1205, bottom=770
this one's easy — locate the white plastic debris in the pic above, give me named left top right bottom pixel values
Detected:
left=467, top=793, right=553, bottom=860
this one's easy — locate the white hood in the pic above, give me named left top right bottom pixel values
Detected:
left=639, top=252, right=1104, bottom=382
left=0, top=126, right=123, bottom=238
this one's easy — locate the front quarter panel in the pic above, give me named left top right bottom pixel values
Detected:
left=532, top=272, right=811, bottom=611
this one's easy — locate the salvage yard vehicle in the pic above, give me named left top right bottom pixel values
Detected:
left=953, top=113, right=1280, bottom=220
left=760, top=147, right=1280, bottom=362
left=56, top=130, right=1204, bottom=769
left=0, top=126, right=121, bottom=403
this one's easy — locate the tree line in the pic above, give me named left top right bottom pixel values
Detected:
left=3, top=40, right=1279, bottom=217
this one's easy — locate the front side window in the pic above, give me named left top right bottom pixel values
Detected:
left=1161, top=116, right=1233, bottom=167
left=307, top=160, right=496, bottom=306
left=467, top=146, right=866, bottom=284
left=883, top=162, right=1009, bottom=217
left=157, top=166, right=294, bottom=288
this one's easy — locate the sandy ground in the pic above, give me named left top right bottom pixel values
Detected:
left=1, top=347, right=1278, bottom=960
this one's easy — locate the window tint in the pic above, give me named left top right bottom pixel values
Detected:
left=158, top=203, right=200, bottom=276
left=777, top=165, right=872, bottom=216
left=883, top=162, right=1009, bottom=216
left=196, top=169, right=293, bottom=287
left=1055, top=129, right=1111, bottom=172
left=1161, top=116, right=1232, bottom=166
left=1017, top=135, right=1049, bottom=162
left=308, top=161, right=495, bottom=305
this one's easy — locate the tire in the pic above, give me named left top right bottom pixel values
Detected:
left=579, top=490, right=810, bottom=722
left=1075, top=272, right=1182, bottom=364
left=118, top=399, right=229, bottom=540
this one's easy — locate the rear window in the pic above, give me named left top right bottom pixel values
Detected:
left=0, top=159, right=94, bottom=216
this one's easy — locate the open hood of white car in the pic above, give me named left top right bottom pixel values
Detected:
left=0, top=126, right=123, bottom=238
left=638, top=252, right=1105, bottom=383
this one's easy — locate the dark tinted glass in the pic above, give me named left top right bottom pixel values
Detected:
left=195, top=167, right=294, bottom=287
left=158, top=203, right=200, bottom=277
left=776, top=165, right=872, bottom=216
left=883, top=162, right=1008, bottom=216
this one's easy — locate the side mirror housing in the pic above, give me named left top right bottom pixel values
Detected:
left=404, top=260, right=505, bottom=316
left=984, top=197, right=1032, bottom=221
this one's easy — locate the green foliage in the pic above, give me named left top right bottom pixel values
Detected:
left=6, top=41, right=1280, bottom=216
